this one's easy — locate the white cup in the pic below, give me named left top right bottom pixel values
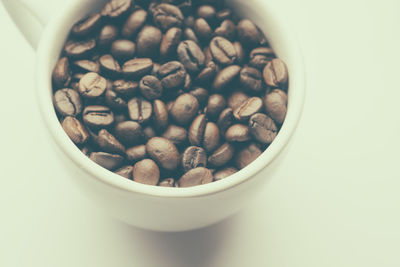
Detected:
left=2, top=0, right=305, bottom=232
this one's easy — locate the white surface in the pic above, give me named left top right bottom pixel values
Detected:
left=0, top=0, right=399, bottom=266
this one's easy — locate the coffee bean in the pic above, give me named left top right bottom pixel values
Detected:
left=214, top=167, right=238, bottom=181
left=72, top=13, right=102, bottom=37
left=264, top=89, right=287, bottom=124
left=98, top=25, right=119, bottom=48
left=133, top=159, right=160, bottom=185
left=217, top=108, right=234, bottom=133
left=90, top=152, right=124, bottom=170
left=153, top=99, right=169, bottom=130
left=146, top=137, right=180, bottom=170
left=73, top=60, right=100, bottom=73
left=183, top=28, right=199, bottom=44
left=235, top=143, right=262, bottom=169
left=122, top=58, right=153, bottom=78
left=228, top=91, right=249, bottom=110
left=97, top=129, right=126, bottom=155
left=204, top=46, right=213, bottom=64
left=101, top=0, right=132, bottom=18
left=209, top=37, right=237, bottom=65
left=196, top=5, right=216, bottom=24
left=126, top=144, right=147, bottom=162
left=111, top=39, right=136, bottom=61
left=158, top=61, right=186, bottom=90
left=237, top=19, right=262, bottom=47
left=99, top=54, right=122, bottom=78
left=139, top=75, right=163, bottom=100
left=112, top=79, right=138, bottom=96
left=83, top=105, right=114, bottom=129
left=64, top=39, right=96, bottom=59
left=214, top=20, right=235, bottom=40
left=115, top=120, right=143, bottom=146
left=178, top=167, right=213, bottom=187
left=188, top=114, right=206, bottom=146
left=195, top=61, right=217, bottom=84
left=206, top=94, right=226, bottom=119
left=136, top=26, right=162, bottom=58
left=249, top=113, right=277, bottom=144
left=115, top=165, right=134, bottom=179
left=152, top=3, right=184, bottom=31
left=249, top=47, right=275, bottom=69
left=181, top=146, right=207, bottom=172
left=233, top=97, right=263, bottom=121
left=62, top=116, right=89, bottom=144
left=208, top=142, right=234, bottom=167
left=127, top=97, right=153, bottom=124
left=190, top=87, right=209, bottom=106
left=160, top=27, right=182, bottom=59
left=170, top=93, right=199, bottom=125
left=52, top=57, right=71, bottom=88
left=184, top=15, right=195, bottom=28
left=240, top=67, right=263, bottom=92
left=54, top=88, right=82, bottom=116
left=159, top=178, right=176, bottom=187
left=105, top=88, right=126, bottom=110
left=122, top=9, right=148, bottom=38
left=263, top=58, right=288, bottom=88
left=162, top=125, right=187, bottom=145
left=177, top=40, right=205, bottom=73
left=233, top=41, right=245, bottom=64
left=143, top=126, right=156, bottom=141
left=203, top=122, right=220, bottom=152
left=78, top=72, right=107, bottom=98
left=225, top=124, right=250, bottom=142
left=183, top=73, right=192, bottom=91
left=194, top=18, right=212, bottom=42
left=212, top=65, right=240, bottom=90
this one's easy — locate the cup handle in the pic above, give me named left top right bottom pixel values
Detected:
left=1, top=0, right=62, bottom=50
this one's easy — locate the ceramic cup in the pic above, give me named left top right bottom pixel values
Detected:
left=2, top=0, right=305, bottom=231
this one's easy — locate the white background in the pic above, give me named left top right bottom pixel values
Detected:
left=1, top=0, right=400, bottom=266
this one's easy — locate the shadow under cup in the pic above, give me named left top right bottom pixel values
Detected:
left=35, top=0, right=305, bottom=231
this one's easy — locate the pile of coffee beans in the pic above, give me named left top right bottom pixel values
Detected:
left=52, top=0, right=289, bottom=188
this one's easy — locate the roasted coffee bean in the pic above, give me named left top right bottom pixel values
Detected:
left=83, top=105, right=114, bottom=129
left=240, top=67, right=263, bottom=92
left=78, top=73, right=106, bottom=99
left=225, top=124, right=250, bottom=142
left=212, top=65, right=240, bottom=91
left=249, top=113, right=277, bottom=144
left=214, top=167, right=238, bottom=180
left=64, top=39, right=96, bottom=59
left=71, top=73, right=85, bottom=83
left=115, top=120, right=143, bottom=145
left=98, top=25, right=119, bottom=48
left=228, top=91, right=249, bottom=110
left=184, top=15, right=195, bottom=28
left=52, top=57, right=71, bottom=88
left=162, top=125, right=187, bottom=145
left=136, top=26, right=162, bottom=58
left=126, top=144, right=147, bottom=162
left=206, top=94, right=226, bottom=119
left=111, top=39, right=136, bottom=61
left=188, top=114, right=206, bottom=146
left=90, top=152, right=124, bottom=170
left=54, top=88, right=82, bottom=116
left=158, top=61, right=186, bottom=90
left=122, top=9, right=148, bottom=38
left=196, top=5, right=216, bottom=24
left=133, top=159, right=160, bottom=185
left=72, top=13, right=102, bottom=37
left=214, top=20, right=235, bottom=40
left=237, top=19, right=263, bottom=47
left=73, top=60, right=100, bottom=73
left=264, top=89, right=287, bottom=124
left=112, top=79, right=138, bottom=96
left=62, top=116, right=89, bottom=144
left=127, top=97, right=153, bottom=123
left=203, top=122, right=220, bottom=152
left=181, top=146, right=207, bottom=172
left=235, top=143, right=262, bottom=169
left=190, top=87, right=209, bottom=106
left=194, top=18, right=212, bottom=41
left=217, top=108, right=234, bottom=133
left=115, top=165, right=134, bottom=179
left=105, top=88, right=127, bottom=110
left=233, top=41, right=245, bottom=64
left=159, top=178, right=176, bottom=187
left=263, top=58, right=288, bottom=88
left=99, top=54, right=122, bottom=78
left=101, top=0, right=132, bottom=19
left=195, top=61, right=217, bottom=84
left=122, top=58, right=153, bottom=78
left=160, top=27, right=182, bottom=59
left=177, top=40, right=205, bottom=73
left=183, top=73, right=192, bottom=91
left=178, top=167, right=213, bottom=187
left=139, top=75, right=163, bottom=100
left=170, top=93, right=199, bottom=125
left=146, top=137, right=180, bottom=170
left=183, top=28, right=199, bottom=43
left=233, top=97, right=263, bottom=121
left=204, top=46, right=213, bottom=64
left=209, top=37, right=237, bottom=65
left=152, top=3, right=184, bottom=31
left=249, top=47, right=275, bottom=69
left=143, top=126, right=156, bottom=140
left=208, top=142, right=234, bottom=167
left=97, top=129, right=126, bottom=155
left=151, top=62, right=161, bottom=76
left=153, top=99, right=169, bottom=130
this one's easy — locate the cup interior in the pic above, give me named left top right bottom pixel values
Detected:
left=36, top=0, right=305, bottom=198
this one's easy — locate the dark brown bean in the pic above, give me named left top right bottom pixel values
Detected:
left=264, top=89, right=287, bottom=124
left=190, top=87, right=209, bottom=106
left=233, top=97, right=263, bottom=121
left=233, top=41, right=245, bottom=64
left=249, top=113, right=277, bottom=144
left=99, top=54, right=122, bottom=78
left=170, top=93, right=199, bottom=125
left=195, top=61, right=217, bottom=84
left=73, top=60, right=100, bottom=73
left=181, top=146, right=207, bottom=172
left=225, top=124, right=250, bottom=142
left=115, top=165, right=134, bottom=179
left=122, top=9, right=148, bottom=38
left=194, top=18, right=212, bottom=41
left=127, top=97, right=153, bottom=124
left=196, top=5, right=216, bottom=24
left=152, top=3, right=184, bottom=31
left=214, top=19, right=235, bottom=40
left=203, top=122, right=220, bottom=152
left=64, top=39, right=96, bottom=59
left=105, top=88, right=127, bottom=110
left=62, top=116, right=89, bottom=144
left=78, top=72, right=107, bottom=98
left=90, top=152, right=124, bottom=170
left=136, top=26, right=162, bottom=58
left=162, top=125, right=187, bottom=145
left=72, top=13, right=102, bottom=37
left=112, top=80, right=138, bottom=96
left=208, top=143, right=234, bottom=167
left=139, top=75, right=163, bottom=100
left=217, top=108, right=234, bottom=133
left=83, top=105, right=114, bottom=129
left=249, top=47, right=275, bottom=69
left=263, top=58, right=288, bottom=88
left=158, top=61, right=186, bottom=90
left=98, top=25, right=119, bottom=49
left=235, top=143, right=262, bottom=169
left=52, top=57, right=71, bottom=88
left=115, top=120, right=143, bottom=146
left=133, top=159, right=160, bottom=185
left=97, top=129, right=126, bottom=155
left=237, top=19, right=263, bottom=47
left=188, top=114, right=206, bottom=146
left=111, top=39, right=136, bottom=61
left=178, top=167, right=213, bottom=187
left=177, top=40, right=205, bottom=73
left=212, top=65, right=241, bottom=91
left=101, top=0, right=132, bottom=18
left=126, top=145, right=147, bottom=162
left=214, top=167, right=238, bottom=181
left=183, top=27, right=199, bottom=43
left=209, top=37, right=237, bottom=65
left=153, top=99, right=169, bottom=130
left=160, top=27, right=182, bottom=59
left=228, top=91, right=249, bottom=110
left=54, top=89, right=82, bottom=116
left=206, top=94, right=226, bottom=119
left=146, top=137, right=180, bottom=170
left=122, top=58, right=153, bottom=78
left=240, top=67, right=263, bottom=92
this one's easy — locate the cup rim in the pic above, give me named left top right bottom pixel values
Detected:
left=35, top=0, right=305, bottom=198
